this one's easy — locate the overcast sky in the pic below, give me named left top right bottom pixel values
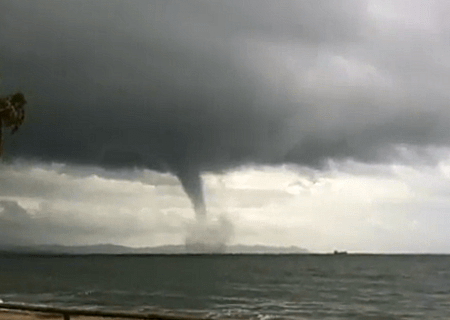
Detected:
left=1, top=0, right=450, bottom=253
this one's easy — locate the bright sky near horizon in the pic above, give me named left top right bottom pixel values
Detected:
left=1, top=0, right=450, bottom=253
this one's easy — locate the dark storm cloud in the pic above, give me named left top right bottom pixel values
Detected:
left=1, top=1, right=450, bottom=214
left=0, top=200, right=105, bottom=245
left=0, top=199, right=185, bottom=246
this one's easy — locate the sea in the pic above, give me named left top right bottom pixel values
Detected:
left=1, top=254, right=450, bottom=319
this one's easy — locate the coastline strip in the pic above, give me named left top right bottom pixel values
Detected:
left=0, top=303, right=208, bottom=320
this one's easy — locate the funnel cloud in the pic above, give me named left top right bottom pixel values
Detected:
left=177, top=168, right=206, bottom=220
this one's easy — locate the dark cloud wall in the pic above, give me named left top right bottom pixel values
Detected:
left=0, top=199, right=183, bottom=246
left=1, top=1, right=450, bottom=215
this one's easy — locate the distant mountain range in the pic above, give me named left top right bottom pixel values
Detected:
left=0, top=243, right=309, bottom=254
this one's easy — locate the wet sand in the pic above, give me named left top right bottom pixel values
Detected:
left=0, top=309, right=124, bottom=319
left=0, top=308, right=204, bottom=320
left=0, top=309, right=157, bottom=319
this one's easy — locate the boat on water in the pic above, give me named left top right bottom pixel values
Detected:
left=333, top=250, right=348, bottom=255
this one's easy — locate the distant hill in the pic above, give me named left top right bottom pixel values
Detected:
left=0, top=243, right=309, bottom=254
left=226, top=244, right=309, bottom=254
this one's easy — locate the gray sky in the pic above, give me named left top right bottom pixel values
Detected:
left=1, top=0, right=450, bottom=252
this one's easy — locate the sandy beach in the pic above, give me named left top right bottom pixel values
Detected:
left=0, top=309, right=110, bottom=319
left=0, top=309, right=145, bottom=320
left=0, top=309, right=154, bottom=320
left=0, top=308, right=203, bottom=320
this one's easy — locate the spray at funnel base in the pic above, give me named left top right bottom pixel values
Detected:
left=185, top=215, right=234, bottom=253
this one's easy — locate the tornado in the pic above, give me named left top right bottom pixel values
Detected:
left=176, top=166, right=234, bottom=253
left=176, top=167, right=206, bottom=220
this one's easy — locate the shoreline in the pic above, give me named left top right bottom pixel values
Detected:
left=0, top=309, right=148, bottom=320
left=0, top=304, right=207, bottom=320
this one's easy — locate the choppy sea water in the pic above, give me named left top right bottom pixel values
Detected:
left=1, top=254, right=450, bottom=319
